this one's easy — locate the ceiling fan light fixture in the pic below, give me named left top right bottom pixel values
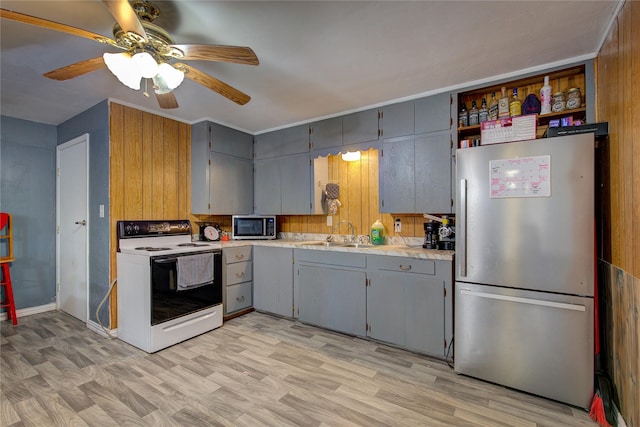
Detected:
left=103, top=52, right=142, bottom=90
left=157, top=63, right=184, bottom=90
left=131, top=52, right=159, bottom=78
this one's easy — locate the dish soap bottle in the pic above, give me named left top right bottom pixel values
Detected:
left=370, top=219, right=385, bottom=245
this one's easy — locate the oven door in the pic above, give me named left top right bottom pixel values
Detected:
left=150, top=250, right=222, bottom=325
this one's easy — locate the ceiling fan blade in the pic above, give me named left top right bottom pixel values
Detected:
left=177, top=63, right=251, bottom=106
left=43, top=57, right=107, bottom=81
left=172, top=45, right=259, bottom=66
left=0, top=8, right=115, bottom=44
left=101, top=0, right=147, bottom=40
left=155, top=91, right=179, bottom=109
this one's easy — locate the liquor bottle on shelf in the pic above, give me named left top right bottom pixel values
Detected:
left=468, top=100, right=479, bottom=126
left=488, top=92, right=499, bottom=121
left=498, top=87, right=510, bottom=119
left=509, top=88, right=522, bottom=117
left=458, top=102, right=468, bottom=127
left=479, top=98, right=489, bottom=123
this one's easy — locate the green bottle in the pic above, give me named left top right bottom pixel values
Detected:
left=371, top=219, right=385, bottom=245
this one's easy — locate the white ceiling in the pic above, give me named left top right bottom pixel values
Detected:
left=0, top=1, right=621, bottom=135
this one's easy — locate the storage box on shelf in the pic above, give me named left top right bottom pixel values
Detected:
left=457, top=65, right=587, bottom=148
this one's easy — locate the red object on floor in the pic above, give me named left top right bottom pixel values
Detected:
left=0, top=262, right=17, bottom=325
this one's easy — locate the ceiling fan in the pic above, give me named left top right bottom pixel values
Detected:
left=0, top=0, right=259, bottom=108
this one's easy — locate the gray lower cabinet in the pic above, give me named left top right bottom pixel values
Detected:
left=222, top=246, right=253, bottom=317
left=295, top=250, right=367, bottom=337
left=254, top=153, right=311, bottom=214
left=253, top=246, right=293, bottom=317
left=367, top=256, right=452, bottom=357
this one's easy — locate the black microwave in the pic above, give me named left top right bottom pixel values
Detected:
left=231, top=215, right=276, bottom=240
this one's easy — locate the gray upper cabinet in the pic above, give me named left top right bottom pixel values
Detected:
left=380, top=100, right=414, bottom=139
left=415, top=92, right=452, bottom=134
left=342, top=108, right=379, bottom=145
left=379, top=131, right=452, bottom=214
left=309, top=117, right=343, bottom=151
left=254, top=153, right=311, bottom=214
left=415, top=132, right=453, bottom=213
left=254, top=124, right=310, bottom=159
left=191, top=121, right=254, bottom=215
left=209, top=123, right=253, bottom=159
left=379, top=136, right=415, bottom=213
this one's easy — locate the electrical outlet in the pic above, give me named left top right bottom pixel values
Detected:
left=394, top=218, right=401, bottom=232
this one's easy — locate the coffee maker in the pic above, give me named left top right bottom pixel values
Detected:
left=423, top=221, right=439, bottom=249
left=422, top=216, right=455, bottom=250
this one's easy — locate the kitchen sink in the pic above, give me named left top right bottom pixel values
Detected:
left=301, top=241, right=344, bottom=247
left=340, top=243, right=375, bottom=248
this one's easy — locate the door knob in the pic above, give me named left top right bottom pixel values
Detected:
left=75, top=220, right=87, bottom=226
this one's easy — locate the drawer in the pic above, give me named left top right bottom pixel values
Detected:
left=226, top=282, right=252, bottom=314
left=224, top=246, right=252, bottom=264
left=369, top=255, right=435, bottom=275
left=226, top=260, right=252, bottom=285
left=295, top=249, right=366, bottom=268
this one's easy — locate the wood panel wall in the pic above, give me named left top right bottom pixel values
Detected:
left=279, top=148, right=427, bottom=239
left=595, top=1, right=640, bottom=425
left=108, top=103, right=193, bottom=327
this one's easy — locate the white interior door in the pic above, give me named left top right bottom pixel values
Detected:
left=56, top=134, right=89, bottom=322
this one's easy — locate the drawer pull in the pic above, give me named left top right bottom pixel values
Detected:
left=235, top=272, right=245, bottom=278
left=399, top=264, right=412, bottom=271
left=236, top=296, right=245, bottom=302
left=235, top=254, right=245, bottom=260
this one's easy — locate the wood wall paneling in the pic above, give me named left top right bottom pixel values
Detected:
left=108, top=103, right=192, bottom=328
left=596, top=1, right=640, bottom=425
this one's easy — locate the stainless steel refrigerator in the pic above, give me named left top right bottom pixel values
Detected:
left=454, top=133, right=594, bottom=409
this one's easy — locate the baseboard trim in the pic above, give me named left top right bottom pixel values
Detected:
left=0, top=302, right=57, bottom=322
left=86, top=319, right=117, bottom=338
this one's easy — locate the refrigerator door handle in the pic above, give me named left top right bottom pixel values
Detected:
left=459, top=289, right=586, bottom=312
left=459, top=178, right=467, bottom=277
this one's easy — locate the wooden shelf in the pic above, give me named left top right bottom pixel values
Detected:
left=457, top=107, right=587, bottom=134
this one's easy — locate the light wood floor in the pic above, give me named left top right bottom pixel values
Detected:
left=1, top=310, right=595, bottom=426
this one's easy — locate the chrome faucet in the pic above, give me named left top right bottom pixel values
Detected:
left=333, top=220, right=356, bottom=242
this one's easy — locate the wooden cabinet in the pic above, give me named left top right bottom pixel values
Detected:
left=254, top=153, right=311, bottom=214
left=379, top=131, right=452, bottom=214
left=191, top=121, right=253, bottom=215
left=295, top=249, right=367, bottom=337
left=367, top=256, right=452, bottom=357
left=222, top=246, right=253, bottom=318
left=253, top=246, right=294, bottom=317
left=254, top=124, right=309, bottom=159
left=456, top=64, right=592, bottom=147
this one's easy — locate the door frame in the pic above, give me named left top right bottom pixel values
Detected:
left=55, top=133, right=90, bottom=323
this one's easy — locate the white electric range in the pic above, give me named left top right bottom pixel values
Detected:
left=116, top=220, right=223, bottom=353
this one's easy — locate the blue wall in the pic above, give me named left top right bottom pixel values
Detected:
left=0, top=116, right=57, bottom=309
left=1, top=99, right=110, bottom=326
left=58, top=100, right=110, bottom=325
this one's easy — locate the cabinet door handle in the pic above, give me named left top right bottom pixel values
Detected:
left=399, top=264, right=412, bottom=271
left=235, top=272, right=245, bottom=278
left=236, top=296, right=245, bottom=302
left=235, top=254, right=245, bottom=260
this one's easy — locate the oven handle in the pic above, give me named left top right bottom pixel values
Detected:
left=153, top=258, right=178, bottom=264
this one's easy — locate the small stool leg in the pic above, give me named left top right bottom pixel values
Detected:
left=1, top=263, right=17, bottom=325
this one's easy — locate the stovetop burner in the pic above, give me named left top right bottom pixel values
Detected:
left=135, top=247, right=172, bottom=251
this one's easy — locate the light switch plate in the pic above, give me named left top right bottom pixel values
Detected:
left=327, top=215, right=333, bottom=227
left=394, top=218, right=401, bottom=232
